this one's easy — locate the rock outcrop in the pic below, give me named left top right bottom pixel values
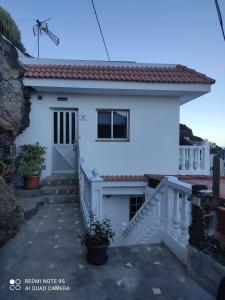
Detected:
left=0, top=176, right=24, bottom=246
left=0, top=34, right=31, bottom=245
left=180, top=124, right=203, bottom=145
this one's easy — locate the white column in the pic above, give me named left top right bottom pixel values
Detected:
left=196, top=148, right=201, bottom=170
left=189, top=148, right=194, bottom=171
left=91, top=179, right=103, bottom=220
left=181, top=148, right=186, bottom=170
left=172, top=189, right=181, bottom=239
left=179, top=193, right=190, bottom=245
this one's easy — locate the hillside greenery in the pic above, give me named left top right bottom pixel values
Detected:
left=0, top=6, right=25, bottom=52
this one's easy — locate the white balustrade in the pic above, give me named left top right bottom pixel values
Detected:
left=179, top=142, right=210, bottom=175
left=77, top=140, right=103, bottom=228
left=122, top=176, right=192, bottom=264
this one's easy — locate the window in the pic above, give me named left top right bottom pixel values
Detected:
left=129, top=196, right=145, bottom=220
left=97, top=110, right=129, bottom=140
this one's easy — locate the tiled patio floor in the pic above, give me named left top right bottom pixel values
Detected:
left=0, top=195, right=215, bottom=300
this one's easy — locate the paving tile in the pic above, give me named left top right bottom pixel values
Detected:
left=0, top=192, right=214, bottom=300
left=152, top=288, right=162, bottom=295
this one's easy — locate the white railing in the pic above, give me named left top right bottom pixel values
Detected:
left=79, top=165, right=92, bottom=227
left=122, top=176, right=192, bottom=264
left=77, top=139, right=103, bottom=228
left=179, top=142, right=210, bottom=175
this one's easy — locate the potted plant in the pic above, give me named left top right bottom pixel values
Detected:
left=17, top=143, right=46, bottom=189
left=83, top=211, right=115, bottom=265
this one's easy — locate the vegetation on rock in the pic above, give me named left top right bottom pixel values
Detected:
left=0, top=6, right=25, bottom=53
left=0, top=176, right=24, bottom=246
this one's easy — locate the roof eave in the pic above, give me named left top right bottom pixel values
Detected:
left=23, top=78, right=212, bottom=104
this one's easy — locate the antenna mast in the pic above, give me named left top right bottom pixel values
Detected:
left=33, top=19, right=59, bottom=58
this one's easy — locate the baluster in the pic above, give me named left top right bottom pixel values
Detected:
left=151, top=196, right=158, bottom=232
left=155, top=193, right=161, bottom=228
left=179, top=193, right=190, bottom=245
left=185, top=149, right=188, bottom=169
left=189, top=148, right=194, bottom=171
left=165, top=186, right=173, bottom=233
left=172, top=189, right=181, bottom=239
left=196, top=148, right=201, bottom=170
left=181, top=148, right=186, bottom=170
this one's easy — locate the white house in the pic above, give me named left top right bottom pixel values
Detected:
left=16, top=57, right=215, bottom=260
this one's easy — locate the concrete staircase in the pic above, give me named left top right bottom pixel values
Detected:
left=41, top=175, right=79, bottom=204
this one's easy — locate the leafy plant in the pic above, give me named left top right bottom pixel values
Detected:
left=0, top=6, right=25, bottom=52
left=84, top=211, right=115, bottom=246
left=17, top=143, right=46, bottom=176
left=0, top=159, right=12, bottom=176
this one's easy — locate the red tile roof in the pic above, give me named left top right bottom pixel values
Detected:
left=102, top=175, right=147, bottom=182
left=102, top=174, right=225, bottom=200
left=24, top=64, right=215, bottom=84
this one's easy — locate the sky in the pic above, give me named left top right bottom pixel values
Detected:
left=1, top=0, right=225, bottom=146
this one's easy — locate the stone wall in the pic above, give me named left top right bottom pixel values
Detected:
left=0, top=34, right=31, bottom=245
left=188, top=189, right=225, bottom=296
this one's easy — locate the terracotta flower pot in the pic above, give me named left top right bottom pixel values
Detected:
left=86, top=240, right=110, bottom=265
left=24, top=176, right=40, bottom=190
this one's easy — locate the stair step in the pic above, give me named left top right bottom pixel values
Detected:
left=18, top=196, right=45, bottom=220
left=16, top=188, right=43, bottom=199
left=45, top=194, right=79, bottom=204
left=42, top=175, right=78, bottom=187
left=41, top=185, right=79, bottom=195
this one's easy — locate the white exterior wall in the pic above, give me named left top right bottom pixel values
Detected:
left=102, top=195, right=130, bottom=245
left=16, top=93, right=180, bottom=177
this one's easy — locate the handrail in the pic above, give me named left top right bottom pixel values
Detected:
left=166, top=177, right=192, bottom=194
left=122, top=177, right=167, bottom=235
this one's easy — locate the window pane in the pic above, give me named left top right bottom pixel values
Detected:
left=66, top=112, right=69, bottom=144
left=113, top=111, right=127, bottom=139
left=72, top=112, right=75, bottom=143
left=98, top=111, right=111, bottom=138
left=54, top=112, right=58, bottom=144
left=129, top=196, right=144, bottom=220
left=60, top=112, right=64, bottom=144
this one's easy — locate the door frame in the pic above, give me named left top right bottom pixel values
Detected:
left=50, top=107, right=79, bottom=175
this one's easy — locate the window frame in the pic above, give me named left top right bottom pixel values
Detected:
left=96, top=109, right=130, bottom=141
left=129, top=195, right=145, bottom=221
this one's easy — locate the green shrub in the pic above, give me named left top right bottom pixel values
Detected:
left=17, top=143, right=46, bottom=176
left=84, top=211, right=115, bottom=246
left=0, top=6, right=25, bottom=52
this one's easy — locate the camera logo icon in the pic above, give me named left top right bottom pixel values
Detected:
left=9, top=279, right=21, bottom=290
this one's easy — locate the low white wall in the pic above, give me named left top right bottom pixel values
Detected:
left=16, top=93, right=180, bottom=178
left=102, top=195, right=130, bottom=245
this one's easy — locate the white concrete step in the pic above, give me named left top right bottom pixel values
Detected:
left=41, top=185, right=79, bottom=195
left=42, top=175, right=78, bottom=187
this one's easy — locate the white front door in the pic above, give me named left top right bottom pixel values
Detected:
left=52, top=109, right=77, bottom=174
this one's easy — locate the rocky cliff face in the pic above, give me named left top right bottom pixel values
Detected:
left=0, top=34, right=30, bottom=245
left=180, top=124, right=203, bottom=145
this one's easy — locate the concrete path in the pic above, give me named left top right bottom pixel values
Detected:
left=0, top=195, right=215, bottom=300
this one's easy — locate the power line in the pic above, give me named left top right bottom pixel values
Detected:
left=91, top=0, right=111, bottom=61
left=214, top=0, right=225, bottom=40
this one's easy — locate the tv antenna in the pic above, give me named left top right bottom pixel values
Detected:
left=33, top=19, right=59, bottom=58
